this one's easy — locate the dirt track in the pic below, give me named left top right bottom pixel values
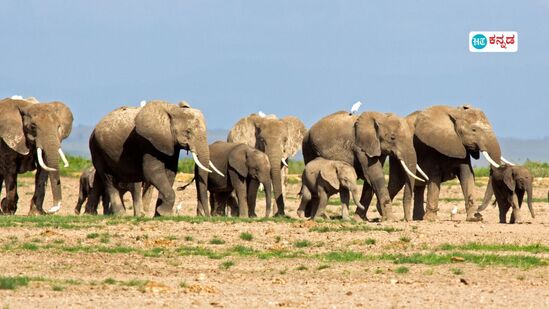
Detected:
left=0, top=175, right=548, bottom=308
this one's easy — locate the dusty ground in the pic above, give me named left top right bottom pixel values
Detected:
left=0, top=175, right=548, bottom=308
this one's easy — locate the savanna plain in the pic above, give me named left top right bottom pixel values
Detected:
left=0, top=167, right=548, bottom=308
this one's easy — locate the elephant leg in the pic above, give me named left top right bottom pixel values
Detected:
left=281, top=165, right=288, bottom=208
left=247, top=179, right=259, bottom=217
left=3, top=173, right=18, bottom=215
left=354, top=183, right=374, bottom=221
left=84, top=175, right=102, bottom=215
left=209, top=193, right=217, bottom=215
left=130, top=183, right=143, bottom=217
left=0, top=175, right=3, bottom=214
left=297, top=185, right=312, bottom=218
left=141, top=182, right=154, bottom=215
left=424, top=176, right=441, bottom=221
left=457, top=164, right=481, bottom=222
left=29, top=168, right=48, bottom=215
left=104, top=175, right=124, bottom=215
left=143, top=156, right=176, bottom=217
left=387, top=156, right=410, bottom=220
left=340, top=188, right=351, bottom=221
left=229, top=170, right=249, bottom=218
left=75, top=181, right=88, bottom=215
left=227, top=194, right=239, bottom=217
left=214, top=193, right=229, bottom=216
left=413, top=185, right=426, bottom=220
left=510, top=193, right=522, bottom=224
left=313, top=188, right=329, bottom=220
left=498, top=204, right=509, bottom=223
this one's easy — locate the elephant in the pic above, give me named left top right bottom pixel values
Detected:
left=0, top=96, right=73, bottom=215
left=302, top=111, right=423, bottom=221
left=227, top=113, right=306, bottom=216
left=386, top=105, right=505, bottom=222
left=180, top=141, right=273, bottom=218
left=74, top=166, right=155, bottom=216
left=296, top=158, right=365, bottom=220
left=87, top=100, right=220, bottom=216
left=478, top=164, right=535, bottom=223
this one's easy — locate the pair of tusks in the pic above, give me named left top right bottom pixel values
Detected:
left=36, top=148, right=70, bottom=172
left=191, top=152, right=225, bottom=177
left=400, top=160, right=429, bottom=182
left=482, top=151, right=514, bottom=168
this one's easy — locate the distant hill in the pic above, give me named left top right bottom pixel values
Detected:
left=63, top=126, right=548, bottom=165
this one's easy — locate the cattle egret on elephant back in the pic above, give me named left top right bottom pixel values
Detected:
left=258, top=111, right=266, bottom=117
left=350, top=101, right=362, bottom=115
left=140, top=100, right=147, bottom=107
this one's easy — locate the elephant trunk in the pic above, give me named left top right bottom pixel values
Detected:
left=263, top=180, right=273, bottom=217
left=478, top=176, right=494, bottom=212
left=266, top=147, right=285, bottom=216
left=41, top=136, right=63, bottom=213
left=194, top=138, right=211, bottom=216
left=481, top=132, right=502, bottom=167
left=527, top=183, right=535, bottom=219
left=351, top=186, right=365, bottom=210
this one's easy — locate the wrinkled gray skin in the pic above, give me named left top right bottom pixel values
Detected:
left=386, top=105, right=502, bottom=222
left=189, top=142, right=273, bottom=218
left=0, top=97, right=73, bottom=215
left=478, top=165, right=534, bottom=223
left=302, top=111, right=418, bottom=221
left=88, top=101, right=210, bottom=217
left=296, top=158, right=365, bottom=220
left=75, top=166, right=154, bottom=216
left=227, top=114, right=306, bottom=217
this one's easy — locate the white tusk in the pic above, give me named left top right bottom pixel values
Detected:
left=37, top=148, right=57, bottom=172
left=500, top=156, right=515, bottom=166
left=58, top=148, right=69, bottom=167
left=481, top=151, right=500, bottom=168
left=192, top=152, right=213, bottom=173
left=400, top=160, right=425, bottom=182
left=281, top=158, right=288, bottom=167
left=47, top=203, right=61, bottom=214
left=209, top=161, right=225, bottom=177
left=416, top=164, right=429, bottom=181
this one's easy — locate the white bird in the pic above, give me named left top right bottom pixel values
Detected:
left=140, top=100, right=147, bottom=107
left=175, top=202, right=183, bottom=214
left=451, top=206, right=458, bottom=217
left=258, top=111, right=266, bottom=117
left=350, top=101, right=362, bottom=115
left=11, top=95, right=23, bottom=100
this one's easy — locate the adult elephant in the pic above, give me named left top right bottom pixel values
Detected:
left=87, top=101, right=219, bottom=216
left=0, top=96, right=73, bottom=215
left=227, top=113, right=306, bottom=217
left=388, top=105, right=504, bottom=221
left=302, top=111, right=424, bottom=221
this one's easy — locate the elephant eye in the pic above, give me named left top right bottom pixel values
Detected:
left=472, top=128, right=477, bottom=132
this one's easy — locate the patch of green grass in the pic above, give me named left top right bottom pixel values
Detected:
left=394, top=266, right=410, bottom=274
left=86, top=232, right=100, bottom=239
left=384, top=252, right=547, bottom=268
left=399, top=236, right=411, bottom=243
left=177, top=246, right=226, bottom=259
left=179, top=281, right=188, bottom=288
left=365, top=238, right=376, bottom=245
left=0, top=276, right=30, bottom=290
left=103, top=278, right=117, bottom=285
left=53, top=239, right=65, bottom=244
left=293, top=240, right=311, bottom=248
left=209, top=237, right=226, bottom=245
left=184, top=235, right=194, bottom=242
left=321, top=251, right=365, bottom=262
left=219, top=261, right=235, bottom=270
left=122, top=279, right=149, bottom=287
left=310, top=224, right=400, bottom=234
left=317, top=264, right=330, bottom=270
left=296, top=265, right=308, bottom=271
left=439, top=243, right=549, bottom=254
left=99, top=233, right=111, bottom=244
left=239, top=232, right=253, bottom=241
left=51, top=285, right=65, bottom=291
left=423, top=269, right=434, bottom=276
left=230, top=245, right=256, bottom=256
left=21, top=243, right=39, bottom=251
left=450, top=267, right=464, bottom=275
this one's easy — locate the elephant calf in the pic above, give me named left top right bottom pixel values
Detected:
left=76, top=166, right=153, bottom=216
left=297, top=158, right=365, bottom=220
left=478, top=164, right=535, bottom=223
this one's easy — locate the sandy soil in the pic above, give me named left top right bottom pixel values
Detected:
left=0, top=175, right=548, bottom=308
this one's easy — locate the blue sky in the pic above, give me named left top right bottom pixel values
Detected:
left=1, top=0, right=548, bottom=138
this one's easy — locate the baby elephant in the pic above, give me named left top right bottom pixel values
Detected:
left=478, top=164, right=535, bottom=223
left=297, top=158, right=365, bottom=220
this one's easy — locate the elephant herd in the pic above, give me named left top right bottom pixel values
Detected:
left=0, top=96, right=537, bottom=223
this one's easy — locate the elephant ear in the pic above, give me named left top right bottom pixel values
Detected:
left=229, top=144, right=248, bottom=177
left=135, top=101, right=174, bottom=156
left=414, top=106, right=466, bottom=159
left=227, top=114, right=257, bottom=148
left=503, top=167, right=516, bottom=191
left=0, top=100, right=30, bottom=155
left=50, top=102, right=74, bottom=140
left=355, top=112, right=381, bottom=157
left=320, top=164, right=339, bottom=190
left=281, top=116, right=306, bottom=157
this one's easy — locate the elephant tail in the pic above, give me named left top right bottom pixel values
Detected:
left=177, top=177, right=195, bottom=191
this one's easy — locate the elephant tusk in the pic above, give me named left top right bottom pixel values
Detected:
left=281, top=158, right=288, bottom=168
left=416, top=164, right=429, bottom=181
left=400, top=160, right=425, bottom=182
left=58, top=148, right=69, bottom=168
left=192, top=152, right=213, bottom=173
left=46, top=202, right=61, bottom=214
left=209, top=161, right=225, bottom=177
left=500, top=156, right=515, bottom=166
left=37, top=148, right=57, bottom=172
left=481, top=151, right=500, bottom=168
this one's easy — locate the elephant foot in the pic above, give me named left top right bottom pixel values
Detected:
left=155, top=205, right=173, bottom=217
left=274, top=211, right=288, bottom=218
left=341, top=215, right=351, bottom=221
left=423, top=211, right=438, bottom=222
left=296, top=210, right=305, bottom=218
left=313, top=213, right=330, bottom=221
left=466, top=212, right=483, bottom=222
left=249, top=212, right=258, bottom=218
